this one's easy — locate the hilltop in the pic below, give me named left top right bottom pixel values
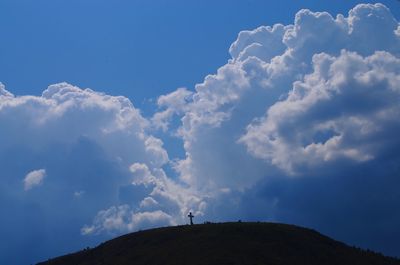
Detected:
left=38, top=222, right=400, bottom=265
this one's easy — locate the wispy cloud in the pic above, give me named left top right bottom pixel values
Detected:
left=24, top=169, right=46, bottom=190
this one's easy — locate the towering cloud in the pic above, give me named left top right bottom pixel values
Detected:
left=154, top=2, right=400, bottom=256
left=156, top=3, right=400, bottom=188
left=0, top=83, right=197, bottom=264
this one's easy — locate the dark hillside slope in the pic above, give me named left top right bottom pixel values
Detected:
left=38, top=222, right=400, bottom=265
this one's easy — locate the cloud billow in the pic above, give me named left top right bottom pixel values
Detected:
left=1, top=3, right=400, bottom=264
left=0, top=83, right=190, bottom=264
left=156, top=3, right=400, bottom=187
left=154, top=2, right=400, bottom=256
left=241, top=50, right=400, bottom=174
left=24, top=169, right=46, bottom=190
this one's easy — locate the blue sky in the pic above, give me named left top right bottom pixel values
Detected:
left=1, top=1, right=400, bottom=264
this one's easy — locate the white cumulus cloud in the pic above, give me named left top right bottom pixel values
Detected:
left=0, top=82, right=198, bottom=263
left=81, top=205, right=175, bottom=235
left=240, top=50, right=400, bottom=174
left=154, top=2, right=400, bottom=189
left=23, top=169, right=46, bottom=190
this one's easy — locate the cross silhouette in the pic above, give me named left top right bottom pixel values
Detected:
left=188, top=212, right=194, bottom=225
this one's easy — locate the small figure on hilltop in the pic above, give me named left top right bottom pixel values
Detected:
left=188, top=212, right=194, bottom=225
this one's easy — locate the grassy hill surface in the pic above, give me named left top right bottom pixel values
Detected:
left=37, top=222, right=400, bottom=265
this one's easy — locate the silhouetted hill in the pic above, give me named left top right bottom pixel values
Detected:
left=37, top=222, right=400, bottom=265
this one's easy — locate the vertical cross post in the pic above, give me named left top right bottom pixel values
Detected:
left=188, top=212, right=194, bottom=225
